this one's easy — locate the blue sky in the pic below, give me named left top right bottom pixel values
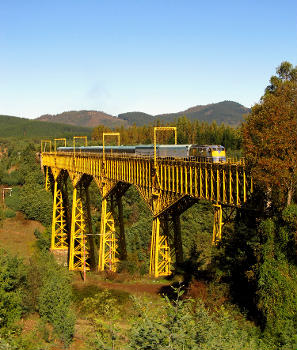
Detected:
left=0, top=0, right=296, bottom=118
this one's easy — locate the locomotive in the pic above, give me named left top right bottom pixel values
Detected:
left=57, top=144, right=226, bottom=163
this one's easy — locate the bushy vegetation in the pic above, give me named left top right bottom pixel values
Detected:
left=0, top=250, right=26, bottom=333
left=129, top=286, right=265, bottom=350
left=37, top=253, right=75, bottom=346
left=1, top=142, right=52, bottom=226
left=211, top=62, right=297, bottom=349
left=0, top=250, right=75, bottom=349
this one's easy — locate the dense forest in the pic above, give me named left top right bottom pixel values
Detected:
left=0, top=61, right=297, bottom=349
left=92, top=117, right=242, bottom=153
left=0, top=115, right=91, bottom=139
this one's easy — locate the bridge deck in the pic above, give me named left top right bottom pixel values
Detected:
left=42, top=152, right=250, bottom=208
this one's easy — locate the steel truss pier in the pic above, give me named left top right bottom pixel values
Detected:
left=41, top=135, right=252, bottom=277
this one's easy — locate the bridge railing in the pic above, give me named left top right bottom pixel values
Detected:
left=42, top=151, right=251, bottom=207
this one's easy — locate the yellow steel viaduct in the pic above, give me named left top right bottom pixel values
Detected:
left=40, top=128, right=252, bottom=277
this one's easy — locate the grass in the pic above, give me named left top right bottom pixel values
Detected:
left=0, top=211, right=44, bottom=258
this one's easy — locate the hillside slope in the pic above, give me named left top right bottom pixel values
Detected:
left=158, top=101, right=249, bottom=125
left=0, top=114, right=91, bottom=138
left=117, top=112, right=155, bottom=126
left=37, top=110, right=127, bottom=128
left=119, top=101, right=249, bottom=126
left=33, top=100, right=250, bottom=129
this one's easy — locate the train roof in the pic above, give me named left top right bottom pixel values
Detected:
left=57, top=144, right=225, bottom=151
left=135, top=144, right=192, bottom=148
left=57, top=145, right=136, bottom=150
left=57, top=144, right=194, bottom=150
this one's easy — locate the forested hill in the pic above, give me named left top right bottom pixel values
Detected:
left=37, top=110, right=127, bottom=128
left=118, top=112, right=156, bottom=126
left=118, top=101, right=250, bottom=126
left=156, top=101, right=250, bottom=126
left=0, top=114, right=91, bottom=138
left=35, top=101, right=249, bottom=128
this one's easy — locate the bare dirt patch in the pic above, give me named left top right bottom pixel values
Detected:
left=72, top=273, right=170, bottom=297
left=0, top=211, right=44, bottom=257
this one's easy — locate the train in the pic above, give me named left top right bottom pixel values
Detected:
left=57, top=144, right=226, bottom=163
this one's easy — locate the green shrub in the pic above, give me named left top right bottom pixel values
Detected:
left=19, top=184, right=52, bottom=226
left=1, top=171, right=22, bottom=186
left=34, top=228, right=51, bottom=252
left=257, top=217, right=297, bottom=349
left=0, top=250, right=26, bottom=333
left=117, top=260, right=138, bottom=275
left=3, top=331, right=46, bottom=350
left=37, top=253, right=75, bottom=347
left=4, top=183, right=52, bottom=226
left=80, top=289, right=120, bottom=320
left=5, top=187, right=21, bottom=212
left=4, top=208, right=16, bottom=218
left=129, top=286, right=266, bottom=350
left=81, top=289, right=127, bottom=350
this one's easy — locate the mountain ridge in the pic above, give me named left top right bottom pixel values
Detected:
left=37, top=110, right=127, bottom=128
left=34, top=100, right=250, bottom=128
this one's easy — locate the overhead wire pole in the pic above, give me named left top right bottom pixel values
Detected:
left=54, top=138, right=67, bottom=154
left=73, top=136, right=88, bottom=158
left=41, top=140, right=52, bottom=191
left=153, top=126, right=177, bottom=168
left=41, top=140, right=52, bottom=153
left=102, top=132, right=121, bottom=164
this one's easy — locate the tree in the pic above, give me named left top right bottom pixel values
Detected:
left=0, top=250, right=26, bottom=332
left=37, top=253, right=75, bottom=347
left=242, top=61, right=297, bottom=207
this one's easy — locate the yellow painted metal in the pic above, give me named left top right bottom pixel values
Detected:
left=98, top=198, right=118, bottom=272
left=243, top=170, right=246, bottom=202
left=236, top=167, right=240, bottom=206
left=51, top=180, right=68, bottom=250
left=42, top=152, right=251, bottom=212
left=222, top=169, right=226, bottom=202
left=54, top=138, right=66, bottom=153
left=45, top=167, right=51, bottom=192
left=212, top=149, right=226, bottom=159
left=154, top=126, right=177, bottom=167
left=103, top=132, right=120, bottom=164
left=41, top=140, right=52, bottom=153
left=69, top=187, right=90, bottom=271
left=212, top=204, right=223, bottom=244
left=73, top=136, right=88, bottom=157
left=42, top=142, right=252, bottom=277
left=149, top=217, right=171, bottom=277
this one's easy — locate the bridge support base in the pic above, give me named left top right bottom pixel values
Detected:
left=98, top=198, right=118, bottom=272
left=150, top=217, right=172, bottom=277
